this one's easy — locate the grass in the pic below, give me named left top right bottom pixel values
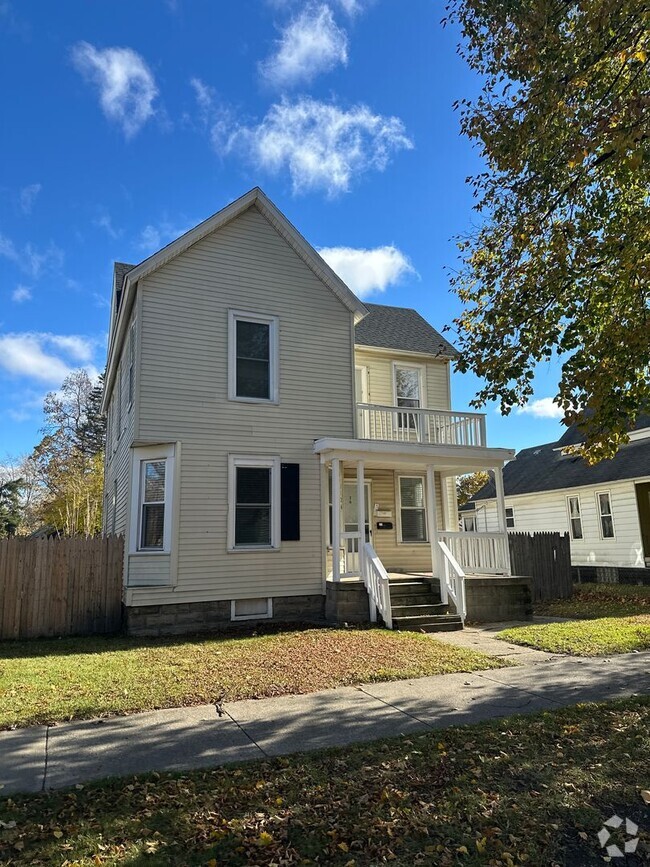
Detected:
left=499, top=583, right=650, bottom=656
left=499, top=616, right=650, bottom=655
left=0, top=626, right=507, bottom=730
left=536, top=582, right=650, bottom=618
left=1, top=697, right=648, bottom=866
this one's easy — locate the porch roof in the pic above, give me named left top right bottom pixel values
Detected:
left=313, top=437, right=515, bottom=472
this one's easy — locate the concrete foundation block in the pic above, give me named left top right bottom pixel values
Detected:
left=464, top=575, right=533, bottom=623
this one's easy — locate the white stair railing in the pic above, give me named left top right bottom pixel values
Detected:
left=438, top=540, right=467, bottom=622
left=361, top=541, right=393, bottom=629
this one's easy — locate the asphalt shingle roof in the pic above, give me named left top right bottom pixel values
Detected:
left=355, top=303, right=459, bottom=358
left=469, top=417, right=650, bottom=502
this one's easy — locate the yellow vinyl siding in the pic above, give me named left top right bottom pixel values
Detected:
left=127, top=204, right=355, bottom=605
left=353, top=347, right=451, bottom=411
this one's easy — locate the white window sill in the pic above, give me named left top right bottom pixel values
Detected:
left=229, top=395, right=279, bottom=406
left=227, top=545, right=280, bottom=554
left=129, top=549, right=171, bottom=557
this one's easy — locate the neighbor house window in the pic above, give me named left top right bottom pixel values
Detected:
left=567, top=495, right=583, bottom=540
left=394, top=364, right=422, bottom=429
left=128, top=320, right=136, bottom=406
left=505, top=506, right=515, bottom=529
left=462, top=513, right=476, bottom=532
left=398, top=476, right=427, bottom=543
left=228, top=456, right=280, bottom=550
left=228, top=311, right=279, bottom=402
left=130, top=444, right=175, bottom=554
left=597, top=491, right=615, bottom=539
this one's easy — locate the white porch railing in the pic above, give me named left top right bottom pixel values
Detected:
left=438, top=540, right=467, bottom=621
left=361, top=541, right=393, bottom=629
left=357, top=403, right=487, bottom=447
left=439, top=531, right=511, bottom=575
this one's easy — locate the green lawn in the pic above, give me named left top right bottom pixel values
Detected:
left=1, top=697, right=648, bottom=866
left=499, top=583, right=650, bottom=655
left=0, top=627, right=507, bottom=729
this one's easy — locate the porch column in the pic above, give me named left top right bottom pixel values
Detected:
left=493, top=465, right=512, bottom=575
left=426, top=465, right=447, bottom=602
left=331, top=458, right=341, bottom=582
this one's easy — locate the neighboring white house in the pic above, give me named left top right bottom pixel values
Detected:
left=101, top=187, right=519, bottom=635
left=462, top=418, right=650, bottom=577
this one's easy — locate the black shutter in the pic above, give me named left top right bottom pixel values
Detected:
left=281, top=463, right=300, bottom=541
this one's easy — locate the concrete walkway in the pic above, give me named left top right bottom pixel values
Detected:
left=1, top=650, right=648, bottom=796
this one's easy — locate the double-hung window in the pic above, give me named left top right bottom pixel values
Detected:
left=597, top=491, right=615, bottom=539
left=229, top=311, right=279, bottom=403
left=398, top=476, right=427, bottom=543
left=505, top=506, right=515, bottom=529
left=130, top=444, right=175, bottom=554
left=128, top=320, right=135, bottom=407
left=394, top=365, right=422, bottom=430
left=228, top=456, right=281, bottom=550
left=567, top=495, right=583, bottom=540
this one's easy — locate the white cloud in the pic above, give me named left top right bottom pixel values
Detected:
left=214, top=96, right=412, bottom=197
left=94, top=212, right=121, bottom=239
left=136, top=220, right=192, bottom=255
left=269, top=0, right=365, bottom=14
left=516, top=397, right=564, bottom=419
left=11, top=285, right=31, bottom=303
left=19, top=183, right=41, bottom=214
left=0, top=233, right=64, bottom=278
left=71, top=41, right=158, bottom=138
left=318, top=245, right=416, bottom=298
left=0, top=333, right=100, bottom=384
left=260, top=4, right=348, bottom=89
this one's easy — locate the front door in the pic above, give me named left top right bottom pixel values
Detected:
left=636, top=482, right=650, bottom=565
left=342, top=481, right=372, bottom=575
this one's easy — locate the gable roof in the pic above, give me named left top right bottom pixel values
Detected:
left=355, top=303, right=459, bottom=358
left=103, top=188, right=368, bottom=410
left=468, top=419, right=650, bottom=501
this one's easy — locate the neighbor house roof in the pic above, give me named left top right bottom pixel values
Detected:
left=467, top=416, right=650, bottom=502
left=355, top=303, right=459, bottom=358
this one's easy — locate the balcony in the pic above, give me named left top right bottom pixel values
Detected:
left=356, top=403, right=487, bottom=448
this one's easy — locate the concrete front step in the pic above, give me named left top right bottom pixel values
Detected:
left=388, top=579, right=433, bottom=596
left=392, top=614, right=464, bottom=633
left=391, top=602, right=449, bottom=618
left=390, top=592, right=443, bottom=607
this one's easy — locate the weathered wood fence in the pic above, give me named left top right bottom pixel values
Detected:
left=0, top=535, right=124, bottom=640
left=508, top=531, right=572, bottom=601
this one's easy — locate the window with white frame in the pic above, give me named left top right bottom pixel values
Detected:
left=116, top=362, right=122, bottom=437
left=567, top=495, right=583, bottom=540
left=228, top=456, right=280, bottom=550
left=462, top=513, right=476, bottom=532
left=394, top=364, right=422, bottom=429
left=596, top=491, right=615, bottom=539
left=231, top=598, right=273, bottom=621
left=128, top=320, right=135, bottom=407
left=505, top=506, right=515, bottom=529
left=130, top=445, right=175, bottom=554
left=228, top=311, right=279, bottom=402
left=398, top=476, right=427, bottom=542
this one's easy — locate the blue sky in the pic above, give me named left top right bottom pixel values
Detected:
left=0, top=0, right=565, bottom=459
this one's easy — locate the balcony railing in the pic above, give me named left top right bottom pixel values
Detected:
left=357, top=403, right=487, bottom=448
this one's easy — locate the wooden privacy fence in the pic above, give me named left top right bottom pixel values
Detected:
left=0, top=535, right=124, bottom=640
left=508, top=531, right=572, bottom=601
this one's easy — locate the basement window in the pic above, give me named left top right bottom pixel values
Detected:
left=231, top=598, right=273, bottom=621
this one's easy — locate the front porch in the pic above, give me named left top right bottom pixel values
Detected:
left=315, top=434, right=519, bottom=631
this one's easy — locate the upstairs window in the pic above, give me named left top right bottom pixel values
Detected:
left=567, top=495, right=583, bottom=540
left=505, top=506, right=515, bottom=529
left=128, top=320, right=136, bottom=407
left=597, top=491, right=615, bottom=539
left=394, top=364, right=422, bottom=429
left=229, top=311, right=279, bottom=403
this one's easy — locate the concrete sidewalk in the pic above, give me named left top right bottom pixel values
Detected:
left=1, top=651, right=648, bottom=796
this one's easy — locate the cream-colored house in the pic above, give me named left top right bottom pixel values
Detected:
left=102, top=188, right=518, bottom=636
left=463, top=418, right=650, bottom=581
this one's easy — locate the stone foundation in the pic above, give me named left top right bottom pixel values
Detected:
left=126, top=594, right=326, bottom=637
left=464, top=575, right=533, bottom=623
left=573, top=565, right=650, bottom=586
left=325, top=581, right=371, bottom=624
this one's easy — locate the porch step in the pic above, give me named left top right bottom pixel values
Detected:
left=391, top=602, right=449, bottom=618
left=392, top=614, right=464, bottom=633
left=389, top=591, right=442, bottom=607
left=388, top=578, right=439, bottom=596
